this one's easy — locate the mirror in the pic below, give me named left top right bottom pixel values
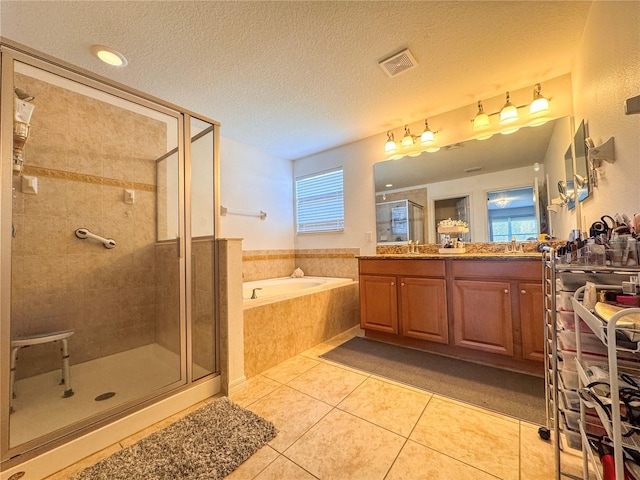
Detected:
left=574, top=120, right=589, bottom=202
left=375, top=117, right=570, bottom=243
left=563, top=146, right=576, bottom=210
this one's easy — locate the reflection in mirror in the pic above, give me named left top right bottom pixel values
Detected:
left=487, top=187, right=538, bottom=241
left=563, top=145, right=576, bottom=210
left=434, top=196, right=471, bottom=243
left=574, top=120, right=589, bottom=202
left=374, top=117, right=569, bottom=243
left=375, top=193, right=426, bottom=244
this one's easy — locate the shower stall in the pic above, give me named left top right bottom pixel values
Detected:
left=0, top=41, right=220, bottom=469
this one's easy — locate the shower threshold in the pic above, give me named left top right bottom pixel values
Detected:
left=9, top=343, right=186, bottom=448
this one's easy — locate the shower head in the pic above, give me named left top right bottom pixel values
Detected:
left=14, top=88, right=35, bottom=102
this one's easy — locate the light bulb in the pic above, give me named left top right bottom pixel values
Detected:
left=91, top=45, right=128, bottom=66
left=530, top=83, right=550, bottom=116
left=499, top=92, right=519, bottom=124
left=384, top=131, right=397, bottom=154
left=421, top=119, right=435, bottom=145
left=401, top=125, right=414, bottom=147
left=473, top=101, right=490, bottom=131
left=533, top=162, right=541, bottom=172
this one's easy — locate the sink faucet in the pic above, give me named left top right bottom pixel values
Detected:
left=505, top=236, right=524, bottom=253
left=251, top=287, right=262, bottom=299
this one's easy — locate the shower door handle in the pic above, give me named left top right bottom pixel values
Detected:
left=176, top=236, right=184, bottom=258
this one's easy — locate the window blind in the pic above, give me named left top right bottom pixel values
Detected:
left=296, top=168, right=344, bottom=233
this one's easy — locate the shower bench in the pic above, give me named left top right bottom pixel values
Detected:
left=10, top=330, right=75, bottom=413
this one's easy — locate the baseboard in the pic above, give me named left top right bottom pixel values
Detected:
left=1, top=377, right=220, bottom=480
left=228, top=375, right=248, bottom=395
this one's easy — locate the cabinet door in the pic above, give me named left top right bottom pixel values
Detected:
left=399, top=277, right=448, bottom=344
left=360, top=275, right=398, bottom=334
left=453, top=280, right=514, bottom=356
left=519, top=282, right=545, bottom=362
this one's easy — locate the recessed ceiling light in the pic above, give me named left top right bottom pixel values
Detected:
left=91, top=45, right=128, bottom=67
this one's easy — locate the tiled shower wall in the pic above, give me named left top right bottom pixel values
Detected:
left=242, top=248, right=360, bottom=281
left=10, top=73, right=170, bottom=378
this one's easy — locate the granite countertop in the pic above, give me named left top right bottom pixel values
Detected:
left=358, top=253, right=542, bottom=260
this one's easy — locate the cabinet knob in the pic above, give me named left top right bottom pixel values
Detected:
left=504, top=289, right=509, bottom=294
left=391, top=282, right=395, bottom=286
left=521, top=289, right=527, bottom=294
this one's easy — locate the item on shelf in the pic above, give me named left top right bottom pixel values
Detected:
left=594, top=439, right=635, bottom=480
left=594, top=302, right=640, bottom=342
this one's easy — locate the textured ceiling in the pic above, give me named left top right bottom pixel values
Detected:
left=0, top=1, right=592, bottom=160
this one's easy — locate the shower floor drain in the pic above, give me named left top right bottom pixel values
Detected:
left=95, top=392, right=116, bottom=401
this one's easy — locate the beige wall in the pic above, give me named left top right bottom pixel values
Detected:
left=571, top=1, right=640, bottom=229
left=11, top=74, right=172, bottom=377
left=242, top=248, right=359, bottom=282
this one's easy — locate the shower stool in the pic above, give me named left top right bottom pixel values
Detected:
left=10, top=330, right=75, bottom=413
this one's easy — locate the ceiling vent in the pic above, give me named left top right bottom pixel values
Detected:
left=378, top=49, right=418, bottom=78
left=464, top=166, right=483, bottom=173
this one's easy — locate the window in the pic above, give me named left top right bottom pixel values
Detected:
left=295, top=168, right=344, bottom=234
left=487, top=187, right=538, bottom=242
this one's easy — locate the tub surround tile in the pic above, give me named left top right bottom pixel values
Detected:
left=338, top=377, right=431, bottom=437
left=287, top=362, right=367, bottom=406
left=285, top=408, right=405, bottom=480
left=248, top=385, right=332, bottom=453
left=410, top=396, right=520, bottom=480
left=385, top=440, right=498, bottom=480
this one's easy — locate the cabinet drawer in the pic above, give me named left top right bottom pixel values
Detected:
left=359, top=259, right=445, bottom=277
left=451, top=260, right=540, bottom=280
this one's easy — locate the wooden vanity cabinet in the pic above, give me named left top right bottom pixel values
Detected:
left=359, top=274, right=398, bottom=334
left=359, top=257, right=544, bottom=373
left=399, top=277, right=448, bottom=344
left=452, top=279, right=513, bottom=355
left=451, top=260, right=542, bottom=361
left=359, top=259, right=448, bottom=342
left=519, top=282, right=545, bottom=361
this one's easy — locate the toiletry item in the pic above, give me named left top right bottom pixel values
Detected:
left=584, top=282, right=598, bottom=309
left=291, top=267, right=304, bottom=278
left=626, top=238, right=637, bottom=266
left=616, top=295, right=640, bottom=307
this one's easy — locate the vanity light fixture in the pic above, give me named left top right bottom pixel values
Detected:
left=471, top=83, right=552, bottom=136
left=384, top=131, right=397, bottom=154
left=529, top=83, right=550, bottom=116
left=384, top=119, right=440, bottom=157
left=499, top=92, right=519, bottom=124
left=420, top=119, right=435, bottom=145
left=472, top=101, right=490, bottom=131
left=91, top=45, right=128, bottom=67
left=401, top=125, right=415, bottom=147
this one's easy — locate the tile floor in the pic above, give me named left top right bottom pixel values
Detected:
left=46, top=328, right=592, bottom=480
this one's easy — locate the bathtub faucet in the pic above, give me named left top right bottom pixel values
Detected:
left=251, top=288, right=262, bottom=299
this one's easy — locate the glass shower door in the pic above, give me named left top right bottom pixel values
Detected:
left=6, top=58, right=185, bottom=449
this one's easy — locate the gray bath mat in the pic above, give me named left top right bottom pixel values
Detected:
left=322, top=337, right=545, bottom=424
left=71, top=397, right=277, bottom=480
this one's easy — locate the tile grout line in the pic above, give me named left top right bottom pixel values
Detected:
left=382, top=394, right=433, bottom=479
